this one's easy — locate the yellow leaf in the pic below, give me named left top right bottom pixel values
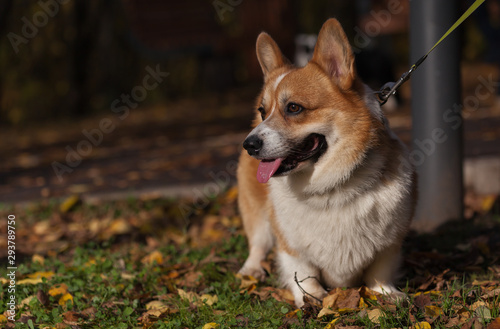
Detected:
left=367, top=308, right=383, bottom=324
left=58, top=293, right=74, bottom=306
left=0, top=277, right=9, bottom=284
left=424, top=305, right=443, bottom=317
left=324, top=318, right=339, bottom=329
left=200, top=294, right=219, bottom=306
left=481, top=195, right=496, bottom=212
left=359, top=297, right=367, bottom=309
left=285, top=309, right=300, bottom=318
left=0, top=315, right=7, bottom=322
left=202, top=323, right=219, bottom=329
left=423, top=290, right=442, bottom=297
left=18, top=271, right=55, bottom=285
left=142, top=250, right=164, bottom=265
left=60, top=195, right=80, bottom=213
left=27, top=271, right=55, bottom=279
left=49, top=283, right=69, bottom=296
left=415, top=321, right=431, bottom=329
left=107, top=218, right=132, bottom=235
left=225, top=186, right=238, bottom=202
left=32, top=254, right=45, bottom=265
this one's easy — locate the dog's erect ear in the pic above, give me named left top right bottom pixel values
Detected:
left=256, top=32, right=289, bottom=78
left=311, top=18, right=355, bottom=90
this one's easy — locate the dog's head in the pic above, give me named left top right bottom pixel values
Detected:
left=244, top=19, right=380, bottom=185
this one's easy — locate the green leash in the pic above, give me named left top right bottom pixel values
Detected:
left=375, top=0, right=486, bottom=105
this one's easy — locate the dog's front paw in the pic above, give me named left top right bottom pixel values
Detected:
left=369, top=284, right=408, bottom=303
left=238, top=265, right=267, bottom=281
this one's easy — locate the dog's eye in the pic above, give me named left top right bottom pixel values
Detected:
left=257, top=106, right=266, bottom=120
left=286, top=103, right=304, bottom=114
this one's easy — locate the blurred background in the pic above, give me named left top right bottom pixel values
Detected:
left=0, top=0, right=499, bottom=208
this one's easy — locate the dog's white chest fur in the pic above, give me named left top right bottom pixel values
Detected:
left=268, top=159, right=412, bottom=289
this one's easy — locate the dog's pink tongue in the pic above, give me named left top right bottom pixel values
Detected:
left=257, top=158, right=283, bottom=183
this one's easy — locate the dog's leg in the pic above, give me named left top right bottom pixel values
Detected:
left=363, top=243, right=405, bottom=299
left=278, top=251, right=327, bottom=307
left=237, top=153, right=274, bottom=280
left=238, top=210, right=274, bottom=280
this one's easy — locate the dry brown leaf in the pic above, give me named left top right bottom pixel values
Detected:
left=445, top=317, right=461, bottom=328
left=317, top=307, right=337, bottom=318
left=482, top=288, right=500, bottom=299
left=62, top=311, right=82, bottom=325
left=487, top=318, right=500, bottom=329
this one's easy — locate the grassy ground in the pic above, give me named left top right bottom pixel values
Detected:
left=0, top=189, right=499, bottom=328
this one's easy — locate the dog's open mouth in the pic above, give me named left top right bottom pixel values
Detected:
left=257, top=134, right=327, bottom=183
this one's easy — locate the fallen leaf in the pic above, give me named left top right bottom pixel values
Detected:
left=487, top=318, right=500, bottom=329
left=105, top=218, right=132, bottom=236
left=0, top=315, right=6, bottom=323
left=48, top=283, right=69, bottom=296
left=482, top=288, right=500, bottom=299
left=235, top=273, right=258, bottom=293
left=17, top=271, right=55, bottom=285
left=317, top=307, right=337, bottom=318
left=444, top=317, right=461, bottom=328
left=415, top=321, right=432, bottom=329
left=202, top=323, right=219, bottom=329
left=36, top=289, right=49, bottom=306
left=145, top=300, right=170, bottom=317
left=475, top=306, right=492, bottom=321
left=367, top=308, right=383, bottom=324
left=20, top=295, right=36, bottom=308
left=60, top=195, right=80, bottom=213
left=324, top=318, right=339, bottom=329
left=141, top=250, right=164, bottom=265
left=200, top=294, right=218, bottom=306
left=58, top=293, right=74, bottom=306
left=358, top=286, right=380, bottom=301
left=414, top=294, right=432, bottom=309
left=425, top=305, right=443, bottom=318
left=27, top=271, right=55, bottom=279
left=32, top=254, right=45, bottom=265
left=62, top=311, right=82, bottom=325
left=177, top=289, right=218, bottom=307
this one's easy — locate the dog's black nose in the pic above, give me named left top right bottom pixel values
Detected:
left=243, top=135, right=263, bottom=156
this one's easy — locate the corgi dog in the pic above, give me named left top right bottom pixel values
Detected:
left=237, top=18, right=416, bottom=307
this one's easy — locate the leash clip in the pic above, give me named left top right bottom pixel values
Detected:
left=375, top=65, right=416, bottom=106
